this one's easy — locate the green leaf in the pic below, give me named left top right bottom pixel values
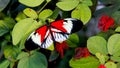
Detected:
left=111, top=56, right=120, bottom=62
left=71, top=4, right=91, bottom=24
left=95, top=53, right=106, bottom=64
left=19, top=0, right=44, bottom=7
left=56, top=1, right=79, bottom=11
left=0, top=20, right=9, bottom=36
left=3, top=46, right=20, bottom=61
left=81, top=0, right=93, bottom=6
left=69, top=56, right=100, bottom=68
left=12, top=18, right=42, bottom=47
left=112, top=11, right=120, bottom=23
left=17, top=52, right=29, bottom=60
left=0, top=0, right=10, bottom=11
left=15, top=12, right=27, bottom=22
left=108, top=34, right=120, bottom=56
left=66, top=34, right=79, bottom=47
left=19, top=20, right=43, bottom=49
left=117, top=62, right=120, bottom=68
left=46, top=0, right=51, bottom=3
left=0, top=60, right=10, bottom=68
left=18, top=51, right=47, bottom=68
left=87, top=36, right=108, bottom=55
left=23, top=8, right=38, bottom=19
left=115, top=26, right=120, bottom=32
left=105, top=61, right=117, bottom=68
left=12, top=18, right=35, bottom=45
left=39, top=9, right=53, bottom=21
left=4, top=17, right=16, bottom=29
left=50, top=8, right=60, bottom=20
left=60, top=0, right=73, bottom=1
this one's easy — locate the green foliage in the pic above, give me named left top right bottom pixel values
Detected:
left=17, top=51, right=47, bottom=68
left=66, top=34, right=79, bottom=47
left=57, top=0, right=92, bottom=24
left=72, top=4, right=91, bottom=24
left=23, top=8, right=38, bottom=19
left=69, top=56, right=100, bottom=68
left=3, top=46, right=20, bottom=61
left=0, top=20, right=9, bottom=36
left=12, top=18, right=36, bottom=45
left=87, top=36, right=108, bottom=55
left=0, top=60, right=10, bottom=68
left=39, top=9, right=53, bottom=21
left=105, top=61, right=117, bottom=68
left=56, top=0, right=79, bottom=11
left=115, top=27, right=120, bottom=32
left=107, top=34, right=120, bottom=56
left=15, top=12, right=27, bottom=22
left=2, top=0, right=120, bottom=68
left=19, top=0, right=45, bottom=7
left=0, top=17, right=15, bottom=36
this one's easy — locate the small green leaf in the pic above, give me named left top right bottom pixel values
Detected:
left=69, top=56, right=100, bottom=68
left=15, top=12, right=27, bottom=22
left=95, top=53, right=106, bottom=64
left=115, top=26, right=120, bottom=32
left=87, top=36, right=108, bottom=55
left=39, top=9, right=53, bottom=21
left=0, top=60, right=10, bottom=68
left=0, top=0, right=10, bottom=11
left=56, top=1, right=79, bottom=11
left=105, top=61, right=117, bottom=68
left=19, top=0, right=44, bottom=7
left=107, top=34, right=120, bottom=56
left=66, top=34, right=79, bottom=47
left=23, top=8, right=38, bottom=19
left=71, top=4, right=91, bottom=24
left=18, top=51, right=47, bottom=68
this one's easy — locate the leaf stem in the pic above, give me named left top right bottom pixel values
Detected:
left=37, top=2, right=49, bottom=14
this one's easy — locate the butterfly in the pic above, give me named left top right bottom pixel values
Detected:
left=25, top=18, right=83, bottom=50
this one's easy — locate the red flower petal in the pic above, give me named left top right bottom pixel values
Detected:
left=98, top=15, right=114, bottom=32
left=98, top=64, right=106, bottom=68
left=55, top=41, right=69, bottom=58
left=74, top=47, right=90, bottom=59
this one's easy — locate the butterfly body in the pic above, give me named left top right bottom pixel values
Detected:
left=25, top=18, right=83, bottom=50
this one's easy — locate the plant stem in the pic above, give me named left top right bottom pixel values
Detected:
left=37, top=2, right=49, bottom=14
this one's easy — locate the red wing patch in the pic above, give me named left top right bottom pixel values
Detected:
left=50, top=20, right=67, bottom=33
left=35, top=25, right=48, bottom=42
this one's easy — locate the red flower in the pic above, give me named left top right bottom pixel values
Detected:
left=55, top=41, right=69, bottom=58
left=74, top=47, right=90, bottom=59
left=98, top=15, right=114, bottom=32
left=98, top=64, right=106, bottom=68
